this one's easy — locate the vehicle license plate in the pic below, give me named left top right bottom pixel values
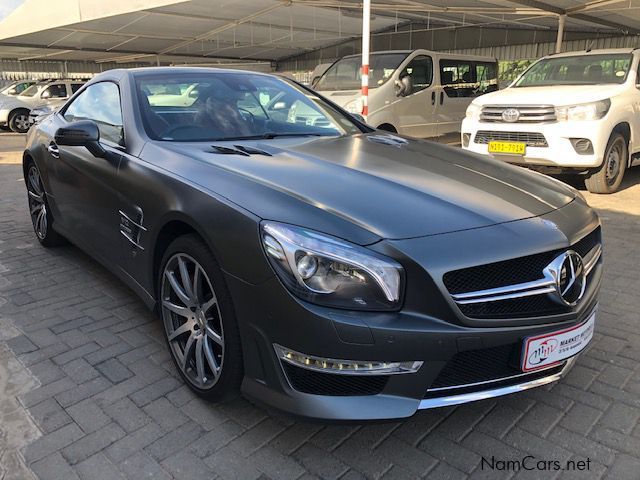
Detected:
left=488, top=141, right=526, bottom=155
left=522, top=311, right=595, bottom=372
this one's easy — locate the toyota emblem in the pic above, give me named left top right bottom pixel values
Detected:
left=501, top=108, right=521, bottom=123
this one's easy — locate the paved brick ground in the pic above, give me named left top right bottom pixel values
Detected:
left=1, top=159, right=640, bottom=480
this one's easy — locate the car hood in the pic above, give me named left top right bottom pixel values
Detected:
left=160, top=133, right=576, bottom=242
left=473, top=84, right=625, bottom=106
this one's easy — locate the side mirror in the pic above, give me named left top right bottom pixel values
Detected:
left=54, top=120, right=105, bottom=158
left=41, top=90, right=51, bottom=99
left=7, top=88, right=17, bottom=95
left=394, top=76, right=413, bottom=97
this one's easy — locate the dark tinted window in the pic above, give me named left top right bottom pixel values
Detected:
left=64, top=82, right=124, bottom=145
left=137, top=72, right=362, bottom=142
left=42, top=84, right=67, bottom=99
left=440, top=60, right=473, bottom=98
left=399, top=55, right=433, bottom=94
left=440, top=60, right=497, bottom=97
left=71, top=83, right=84, bottom=93
left=15, top=82, right=33, bottom=94
left=475, top=62, right=498, bottom=95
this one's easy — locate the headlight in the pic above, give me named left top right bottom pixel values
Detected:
left=344, top=98, right=363, bottom=115
left=261, top=222, right=403, bottom=311
left=465, top=102, right=481, bottom=119
left=555, top=99, right=610, bottom=122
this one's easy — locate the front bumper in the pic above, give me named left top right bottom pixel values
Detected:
left=461, top=117, right=610, bottom=169
left=228, top=203, right=602, bottom=421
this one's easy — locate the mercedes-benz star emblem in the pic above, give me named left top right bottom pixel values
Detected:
left=544, top=250, right=586, bottom=306
left=501, top=108, right=520, bottom=123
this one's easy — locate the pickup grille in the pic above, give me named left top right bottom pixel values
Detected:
left=474, top=130, right=548, bottom=148
left=481, top=105, right=556, bottom=123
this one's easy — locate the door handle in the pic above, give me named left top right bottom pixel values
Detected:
left=47, top=142, right=59, bottom=158
left=431, top=91, right=436, bottom=105
left=440, top=92, right=444, bottom=105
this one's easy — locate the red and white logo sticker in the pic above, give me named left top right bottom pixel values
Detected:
left=522, top=311, right=595, bottom=372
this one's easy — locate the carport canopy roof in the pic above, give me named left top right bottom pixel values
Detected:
left=0, top=0, right=639, bottom=65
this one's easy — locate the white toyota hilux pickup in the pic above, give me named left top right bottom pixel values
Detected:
left=462, top=48, right=640, bottom=193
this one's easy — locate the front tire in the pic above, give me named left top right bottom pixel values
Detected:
left=25, top=161, right=66, bottom=247
left=9, top=109, right=30, bottom=133
left=585, top=132, right=627, bottom=194
left=158, top=234, right=243, bottom=402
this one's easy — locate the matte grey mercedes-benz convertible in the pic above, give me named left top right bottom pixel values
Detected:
left=23, top=67, right=602, bottom=421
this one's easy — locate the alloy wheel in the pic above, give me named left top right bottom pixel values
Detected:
left=27, top=165, right=48, bottom=240
left=161, top=253, right=224, bottom=390
left=13, top=113, right=29, bottom=132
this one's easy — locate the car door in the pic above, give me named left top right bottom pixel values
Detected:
left=393, top=54, right=438, bottom=138
left=45, top=81, right=125, bottom=265
left=436, top=58, right=476, bottom=136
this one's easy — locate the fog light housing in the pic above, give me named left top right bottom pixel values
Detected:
left=462, top=133, right=471, bottom=147
left=274, top=344, right=422, bottom=375
left=570, top=138, right=594, bottom=155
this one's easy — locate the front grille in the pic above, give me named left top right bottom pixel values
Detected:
left=430, top=343, right=521, bottom=389
left=474, top=130, right=548, bottom=148
left=480, top=105, right=556, bottom=123
left=282, top=362, right=388, bottom=396
left=427, top=342, right=565, bottom=394
left=443, top=227, right=601, bottom=319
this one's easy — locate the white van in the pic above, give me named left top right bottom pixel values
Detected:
left=314, top=50, right=498, bottom=138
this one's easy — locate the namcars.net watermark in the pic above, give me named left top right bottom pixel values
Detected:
left=481, top=456, right=592, bottom=472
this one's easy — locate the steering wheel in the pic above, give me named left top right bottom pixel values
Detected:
left=238, top=107, right=256, bottom=124
left=160, top=124, right=214, bottom=139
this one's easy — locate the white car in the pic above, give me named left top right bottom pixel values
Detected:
left=0, top=79, right=85, bottom=133
left=462, top=48, right=640, bottom=194
left=0, top=80, right=36, bottom=98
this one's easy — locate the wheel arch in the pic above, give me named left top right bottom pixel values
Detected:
left=151, top=214, right=218, bottom=302
left=611, top=122, right=631, bottom=166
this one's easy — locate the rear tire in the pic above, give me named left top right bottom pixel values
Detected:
left=585, top=132, right=627, bottom=194
left=25, top=160, right=67, bottom=247
left=158, top=234, right=243, bottom=402
left=9, top=109, right=30, bottom=133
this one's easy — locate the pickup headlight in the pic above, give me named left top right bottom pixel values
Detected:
left=344, top=98, right=363, bottom=115
left=465, top=102, right=481, bottom=119
left=262, top=222, right=403, bottom=311
left=555, top=99, right=610, bottom=122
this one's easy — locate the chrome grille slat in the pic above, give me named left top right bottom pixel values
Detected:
left=474, top=130, right=548, bottom=148
left=480, top=104, right=556, bottom=123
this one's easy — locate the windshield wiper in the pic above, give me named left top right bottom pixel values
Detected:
left=212, top=132, right=325, bottom=141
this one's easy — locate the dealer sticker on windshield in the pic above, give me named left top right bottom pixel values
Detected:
left=522, top=311, right=595, bottom=372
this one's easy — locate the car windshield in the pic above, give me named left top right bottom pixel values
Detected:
left=515, top=53, right=632, bottom=87
left=20, top=84, right=41, bottom=97
left=136, top=72, right=363, bottom=142
left=315, top=53, right=407, bottom=91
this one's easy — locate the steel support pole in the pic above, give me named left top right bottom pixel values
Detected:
left=555, top=14, right=566, bottom=53
left=361, top=0, right=371, bottom=119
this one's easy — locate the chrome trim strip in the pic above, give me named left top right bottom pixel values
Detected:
left=120, top=229, right=145, bottom=251
left=418, top=358, right=575, bottom=410
left=452, top=278, right=555, bottom=303
left=118, top=210, right=147, bottom=231
left=426, top=362, right=562, bottom=392
left=583, top=244, right=602, bottom=276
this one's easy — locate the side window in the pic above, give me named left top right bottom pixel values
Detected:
left=41, top=84, right=67, bottom=99
left=475, top=62, right=498, bottom=95
left=400, top=55, right=433, bottom=94
left=440, top=60, right=474, bottom=98
left=64, top=82, right=124, bottom=145
left=15, top=82, right=31, bottom=94
left=71, top=83, right=84, bottom=93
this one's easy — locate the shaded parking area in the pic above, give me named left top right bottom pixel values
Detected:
left=0, top=154, right=640, bottom=479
